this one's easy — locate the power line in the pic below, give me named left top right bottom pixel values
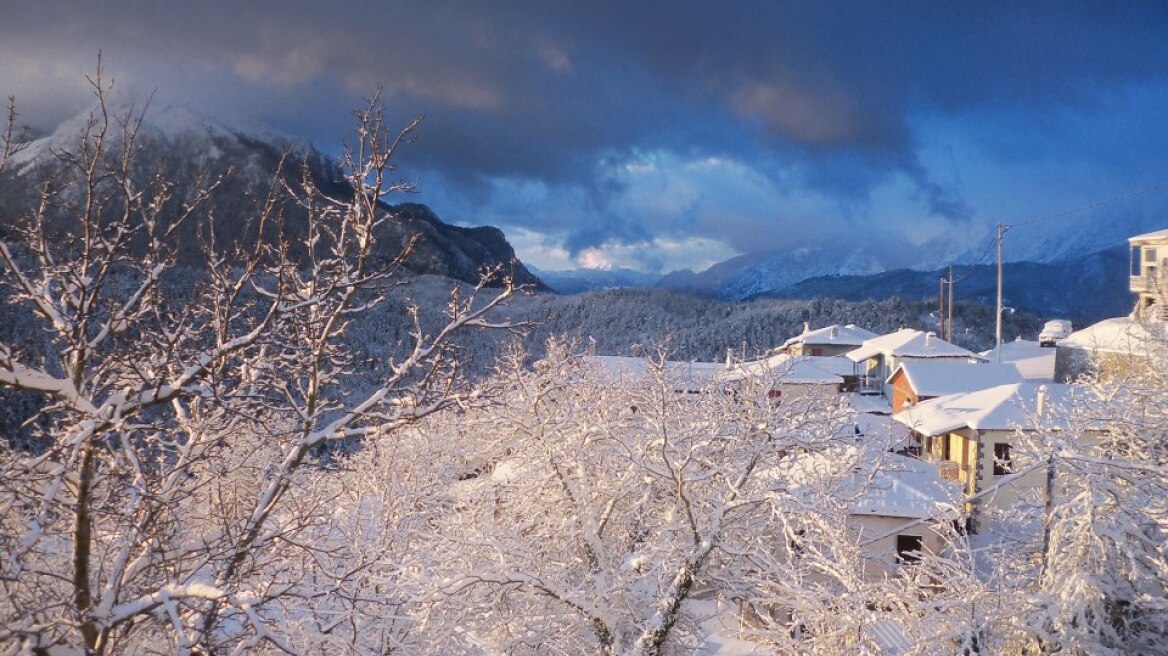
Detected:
left=1010, top=177, right=1168, bottom=228
left=937, top=176, right=1168, bottom=293
left=950, top=229, right=997, bottom=284
left=922, top=176, right=1168, bottom=324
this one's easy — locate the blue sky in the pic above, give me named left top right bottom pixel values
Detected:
left=4, top=2, right=1167, bottom=273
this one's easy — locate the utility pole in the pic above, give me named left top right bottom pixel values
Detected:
left=947, top=265, right=955, bottom=342
left=1037, top=386, right=1055, bottom=586
left=995, top=223, right=1009, bottom=361
left=938, top=277, right=947, bottom=338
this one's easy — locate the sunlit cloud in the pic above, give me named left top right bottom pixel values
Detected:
left=4, top=2, right=1168, bottom=274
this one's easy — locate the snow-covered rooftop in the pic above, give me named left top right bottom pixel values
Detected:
left=978, top=338, right=1056, bottom=381
left=846, top=329, right=984, bottom=363
left=1059, top=316, right=1161, bottom=356
left=844, top=392, right=893, bottom=415
left=848, top=407, right=915, bottom=451
left=722, top=353, right=850, bottom=385
left=889, top=361, right=1025, bottom=397
left=784, top=448, right=960, bottom=520
left=779, top=323, right=878, bottom=349
left=892, top=382, right=1073, bottom=436
left=1129, top=227, right=1168, bottom=243
left=852, top=453, right=962, bottom=519
left=802, top=355, right=856, bottom=377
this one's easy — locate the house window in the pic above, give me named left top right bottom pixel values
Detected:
left=896, top=534, right=923, bottom=565
left=810, top=347, right=823, bottom=356
left=1146, top=248, right=1158, bottom=263
left=993, top=443, right=1012, bottom=476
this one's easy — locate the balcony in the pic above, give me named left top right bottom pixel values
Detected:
left=858, top=375, right=883, bottom=395
left=937, top=461, right=963, bottom=482
left=1131, top=275, right=1158, bottom=294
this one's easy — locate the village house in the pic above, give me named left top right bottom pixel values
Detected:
left=783, top=448, right=958, bottom=573
left=886, top=360, right=1026, bottom=413
left=778, top=323, right=878, bottom=357
left=1129, top=227, right=1168, bottom=321
left=738, top=449, right=959, bottom=638
left=848, top=452, right=961, bottom=575
left=893, top=382, right=1072, bottom=532
left=722, top=352, right=855, bottom=400
left=846, top=329, right=985, bottom=399
left=1054, top=227, right=1168, bottom=382
left=582, top=354, right=729, bottom=393
left=979, top=337, right=1057, bottom=380
left=1053, top=317, right=1162, bottom=382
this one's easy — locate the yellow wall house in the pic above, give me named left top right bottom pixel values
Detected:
left=1129, top=228, right=1168, bottom=321
left=892, top=382, right=1073, bottom=533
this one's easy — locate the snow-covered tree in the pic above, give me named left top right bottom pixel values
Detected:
left=410, top=339, right=860, bottom=655
left=996, top=325, right=1168, bottom=655
left=0, top=70, right=518, bottom=655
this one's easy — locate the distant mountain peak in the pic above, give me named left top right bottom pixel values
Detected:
left=657, top=245, right=888, bottom=300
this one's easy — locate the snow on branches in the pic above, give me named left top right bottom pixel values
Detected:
left=0, top=70, right=519, bottom=655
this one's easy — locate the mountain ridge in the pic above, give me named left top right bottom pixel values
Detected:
left=0, top=101, right=544, bottom=289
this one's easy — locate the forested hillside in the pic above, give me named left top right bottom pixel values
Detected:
left=373, top=280, right=1043, bottom=367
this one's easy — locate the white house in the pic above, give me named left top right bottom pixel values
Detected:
left=1054, top=227, right=1168, bottom=382
left=582, top=355, right=728, bottom=392
left=979, top=337, right=1056, bottom=381
left=778, top=323, right=879, bottom=357
left=846, top=329, right=984, bottom=399
left=721, top=352, right=853, bottom=399
left=770, top=447, right=962, bottom=584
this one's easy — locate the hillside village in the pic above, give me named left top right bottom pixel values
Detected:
left=6, top=6, right=1168, bottom=652
left=1, top=93, right=1163, bottom=650
left=581, top=227, right=1168, bottom=649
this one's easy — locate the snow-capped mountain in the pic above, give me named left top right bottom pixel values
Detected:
left=649, top=206, right=1162, bottom=308
left=10, top=99, right=306, bottom=172
left=951, top=211, right=1163, bottom=265
left=657, top=245, right=887, bottom=301
left=755, top=246, right=1133, bottom=324
left=1, top=101, right=544, bottom=288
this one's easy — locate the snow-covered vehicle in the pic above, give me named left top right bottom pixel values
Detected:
left=1038, top=319, right=1073, bottom=347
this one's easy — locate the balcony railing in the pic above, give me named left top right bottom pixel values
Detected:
left=858, top=375, right=882, bottom=395
left=937, top=461, right=963, bottom=482
left=1131, top=275, right=1158, bottom=294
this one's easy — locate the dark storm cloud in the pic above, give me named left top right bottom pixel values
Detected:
left=3, top=2, right=1167, bottom=266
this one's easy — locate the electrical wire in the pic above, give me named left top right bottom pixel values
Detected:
left=1010, top=177, right=1168, bottom=228
left=936, top=176, right=1168, bottom=288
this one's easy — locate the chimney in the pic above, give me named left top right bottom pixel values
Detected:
left=1036, top=384, right=1048, bottom=417
left=803, top=322, right=811, bottom=334
left=925, top=331, right=935, bottom=347
left=726, top=347, right=733, bottom=368
left=830, top=325, right=839, bottom=339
